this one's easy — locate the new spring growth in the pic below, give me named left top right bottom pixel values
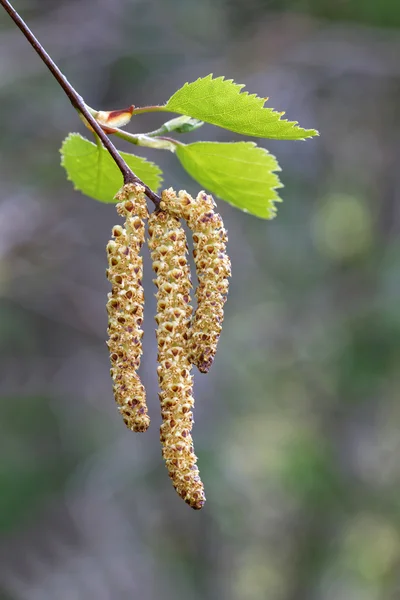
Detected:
left=148, top=209, right=206, bottom=510
left=0, top=0, right=318, bottom=511
left=106, top=184, right=150, bottom=432
left=161, top=189, right=231, bottom=373
left=105, top=183, right=230, bottom=510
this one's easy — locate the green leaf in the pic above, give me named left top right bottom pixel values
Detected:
left=176, top=141, right=283, bottom=219
left=165, top=75, right=318, bottom=140
left=60, top=133, right=163, bottom=203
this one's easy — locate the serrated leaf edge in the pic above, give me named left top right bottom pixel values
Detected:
left=176, top=141, right=284, bottom=219
left=165, top=74, right=319, bottom=140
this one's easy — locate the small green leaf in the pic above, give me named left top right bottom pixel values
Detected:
left=165, top=75, right=318, bottom=140
left=162, top=115, right=204, bottom=134
left=176, top=141, right=283, bottom=219
left=60, top=133, right=163, bottom=203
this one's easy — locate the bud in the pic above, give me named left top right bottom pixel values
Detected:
left=106, top=183, right=149, bottom=432
left=160, top=189, right=231, bottom=373
left=96, top=105, right=134, bottom=129
left=148, top=208, right=206, bottom=509
left=81, top=105, right=134, bottom=134
left=162, top=115, right=204, bottom=134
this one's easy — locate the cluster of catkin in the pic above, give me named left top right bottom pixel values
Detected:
left=106, top=183, right=231, bottom=509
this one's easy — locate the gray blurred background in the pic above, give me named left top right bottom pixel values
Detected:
left=1, top=1, right=400, bottom=599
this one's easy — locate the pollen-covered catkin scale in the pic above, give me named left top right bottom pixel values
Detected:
left=161, top=189, right=231, bottom=373
left=148, top=209, right=206, bottom=510
left=106, top=183, right=149, bottom=432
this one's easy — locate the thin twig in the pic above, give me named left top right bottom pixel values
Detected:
left=0, top=0, right=161, bottom=207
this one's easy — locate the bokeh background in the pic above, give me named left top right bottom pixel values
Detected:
left=1, top=1, right=400, bottom=599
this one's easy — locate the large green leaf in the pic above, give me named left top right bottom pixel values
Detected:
left=165, top=75, right=318, bottom=140
left=60, top=133, right=163, bottom=203
left=176, top=141, right=283, bottom=219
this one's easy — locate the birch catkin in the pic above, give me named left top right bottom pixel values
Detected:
left=161, top=189, right=231, bottom=373
left=106, top=183, right=150, bottom=432
left=148, top=209, right=206, bottom=509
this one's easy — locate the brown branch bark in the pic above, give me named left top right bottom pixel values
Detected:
left=0, top=0, right=161, bottom=207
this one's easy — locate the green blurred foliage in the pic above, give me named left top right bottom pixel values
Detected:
left=228, top=0, right=400, bottom=29
left=1, top=1, right=400, bottom=600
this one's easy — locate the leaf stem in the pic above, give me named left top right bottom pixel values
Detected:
left=131, top=105, right=169, bottom=115
left=157, top=136, right=184, bottom=147
left=0, top=0, right=161, bottom=207
left=110, top=128, right=178, bottom=152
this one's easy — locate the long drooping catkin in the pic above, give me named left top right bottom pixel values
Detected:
left=106, top=183, right=149, bottom=432
left=148, top=209, right=206, bottom=509
left=160, top=189, right=231, bottom=373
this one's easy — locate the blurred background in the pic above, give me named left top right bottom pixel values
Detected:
left=1, top=1, right=400, bottom=599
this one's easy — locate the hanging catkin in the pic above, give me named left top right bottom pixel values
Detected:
left=148, top=208, right=206, bottom=509
left=160, top=189, right=231, bottom=373
left=106, top=183, right=150, bottom=432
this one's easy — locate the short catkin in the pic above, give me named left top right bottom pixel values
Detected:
left=160, top=189, right=231, bottom=373
left=106, top=183, right=150, bottom=432
left=148, top=208, right=206, bottom=509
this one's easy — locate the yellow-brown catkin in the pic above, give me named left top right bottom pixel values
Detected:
left=160, top=189, right=231, bottom=373
left=148, top=209, right=206, bottom=509
left=106, top=183, right=149, bottom=432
